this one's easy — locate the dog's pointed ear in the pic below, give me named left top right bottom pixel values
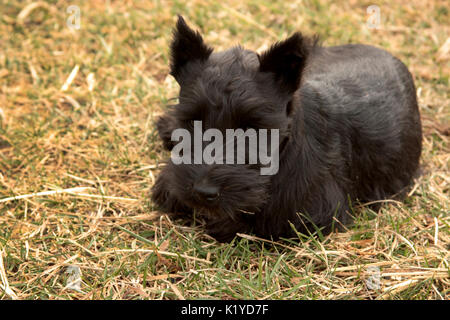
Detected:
left=259, top=32, right=310, bottom=94
left=170, top=15, right=213, bottom=82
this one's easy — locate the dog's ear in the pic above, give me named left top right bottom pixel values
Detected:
left=259, top=32, right=310, bottom=94
left=156, top=112, right=178, bottom=151
left=170, top=15, right=213, bottom=82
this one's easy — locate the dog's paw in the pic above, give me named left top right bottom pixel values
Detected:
left=205, top=216, right=251, bottom=243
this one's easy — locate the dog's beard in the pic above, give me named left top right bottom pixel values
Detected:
left=166, top=162, right=270, bottom=221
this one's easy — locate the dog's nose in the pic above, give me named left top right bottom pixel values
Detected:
left=193, top=182, right=220, bottom=201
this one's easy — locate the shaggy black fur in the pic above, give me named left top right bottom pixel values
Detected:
left=151, top=16, right=422, bottom=242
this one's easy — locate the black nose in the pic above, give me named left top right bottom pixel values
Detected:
left=193, top=182, right=219, bottom=201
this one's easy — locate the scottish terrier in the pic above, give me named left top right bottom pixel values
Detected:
left=151, top=16, right=422, bottom=242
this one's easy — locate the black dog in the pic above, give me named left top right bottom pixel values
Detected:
left=151, top=16, right=422, bottom=242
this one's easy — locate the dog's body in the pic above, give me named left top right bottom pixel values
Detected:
left=152, top=16, right=422, bottom=242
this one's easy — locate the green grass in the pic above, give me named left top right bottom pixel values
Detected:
left=0, top=0, right=448, bottom=300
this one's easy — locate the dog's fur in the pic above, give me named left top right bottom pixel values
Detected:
left=151, top=16, right=422, bottom=242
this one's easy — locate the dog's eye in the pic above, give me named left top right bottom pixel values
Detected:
left=239, top=124, right=252, bottom=131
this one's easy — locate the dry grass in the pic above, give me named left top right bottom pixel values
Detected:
left=0, top=0, right=448, bottom=300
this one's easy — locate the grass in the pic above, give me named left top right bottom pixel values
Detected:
left=0, top=0, right=448, bottom=300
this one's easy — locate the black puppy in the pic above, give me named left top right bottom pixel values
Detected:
left=151, top=16, right=422, bottom=242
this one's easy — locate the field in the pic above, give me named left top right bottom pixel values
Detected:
left=0, top=0, right=448, bottom=299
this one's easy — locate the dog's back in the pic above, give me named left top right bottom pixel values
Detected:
left=299, top=44, right=422, bottom=203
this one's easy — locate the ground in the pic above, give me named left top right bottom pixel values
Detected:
left=0, top=0, right=448, bottom=299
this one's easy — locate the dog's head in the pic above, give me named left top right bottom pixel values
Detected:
left=154, top=16, right=312, bottom=220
